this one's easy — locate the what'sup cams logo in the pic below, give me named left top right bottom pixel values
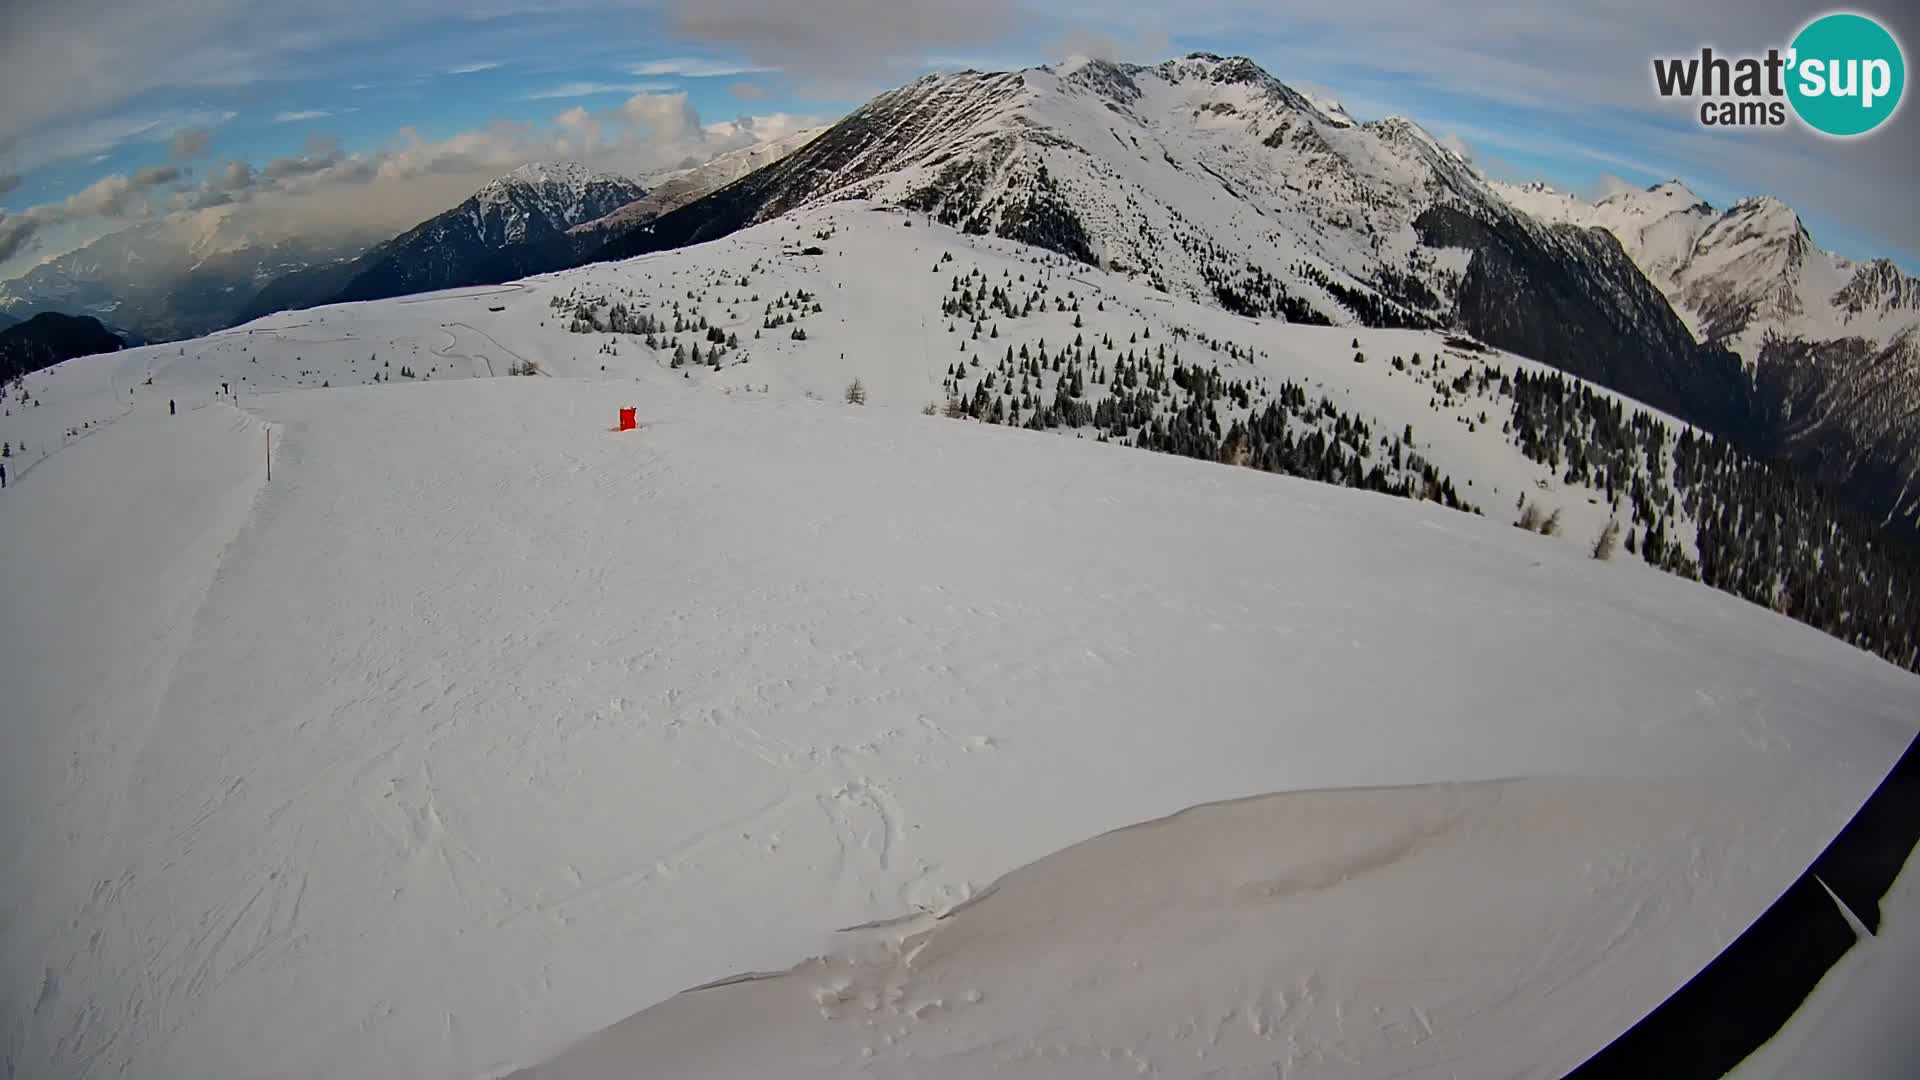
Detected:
left=1652, top=11, right=1905, bottom=136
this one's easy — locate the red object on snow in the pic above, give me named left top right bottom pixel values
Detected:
left=617, top=407, right=637, bottom=432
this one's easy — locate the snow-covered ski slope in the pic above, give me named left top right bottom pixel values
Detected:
left=2, top=206, right=1917, bottom=1080
left=9, top=204, right=1716, bottom=566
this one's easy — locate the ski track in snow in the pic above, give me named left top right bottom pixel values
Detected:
left=0, top=206, right=1916, bottom=1080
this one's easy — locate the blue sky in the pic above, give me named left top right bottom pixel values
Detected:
left=1, top=1, right=1914, bottom=276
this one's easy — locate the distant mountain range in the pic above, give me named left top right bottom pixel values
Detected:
left=1496, top=178, right=1920, bottom=532
left=3, top=142, right=841, bottom=340
left=329, top=162, right=645, bottom=305
left=0, top=311, right=125, bottom=385
left=227, top=148, right=844, bottom=323
left=225, top=162, right=644, bottom=323
left=0, top=209, right=380, bottom=342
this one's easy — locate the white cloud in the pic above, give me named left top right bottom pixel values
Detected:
left=274, top=110, right=334, bottom=124
left=168, top=127, right=212, bottom=161
left=627, top=57, right=778, bottom=78
left=445, top=61, right=503, bottom=75
left=0, top=213, right=38, bottom=264
left=522, top=81, right=675, bottom=101
left=2, top=107, right=236, bottom=175
left=59, top=165, right=182, bottom=218
left=1051, top=23, right=1169, bottom=66
left=0, top=161, right=187, bottom=261
left=701, top=112, right=818, bottom=144
left=3, top=91, right=824, bottom=276
left=553, top=106, right=602, bottom=156
left=622, top=92, right=702, bottom=145
left=219, top=160, right=256, bottom=190
left=1589, top=173, right=1638, bottom=200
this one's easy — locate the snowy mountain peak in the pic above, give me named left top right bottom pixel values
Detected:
left=505, top=161, right=597, bottom=186
left=1590, top=179, right=1712, bottom=220
left=1056, top=55, right=1145, bottom=104
left=1366, top=115, right=1447, bottom=153
left=1167, top=51, right=1290, bottom=89
left=1310, top=96, right=1357, bottom=128
left=478, top=161, right=636, bottom=206
left=1722, top=194, right=1807, bottom=239
left=1699, top=195, right=1812, bottom=281
left=1833, top=257, right=1920, bottom=316
left=1174, top=52, right=1271, bottom=85
left=1151, top=53, right=1329, bottom=118
left=597, top=50, right=1523, bottom=329
left=1644, top=178, right=1706, bottom=202
left=324, top=163, right=644, bottom=305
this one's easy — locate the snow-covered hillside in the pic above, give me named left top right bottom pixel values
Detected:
left=9, top=203, right=1717, bottom=570
left=3, top=204, right=1917, bottom=1080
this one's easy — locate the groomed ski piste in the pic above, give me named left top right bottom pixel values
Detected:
left=2, top=205, right=1917, bottom=1079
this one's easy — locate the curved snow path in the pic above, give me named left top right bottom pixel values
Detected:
left=2, top=375, right=1915, bottom=1080
left=1, top=402, right=271, bottom=1076
left=436, top=322, right=543, bottom=378
left=514, top=777, right=1791, bottom=1080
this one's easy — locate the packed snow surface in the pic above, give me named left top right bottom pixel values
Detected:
left=2, top=207, right=1917, bottom=1079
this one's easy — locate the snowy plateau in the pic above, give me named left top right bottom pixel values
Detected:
left=3, top=58, right=1920, bottom=1080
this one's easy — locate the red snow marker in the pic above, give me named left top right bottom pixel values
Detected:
left=617, top=407, right=637, bottom=432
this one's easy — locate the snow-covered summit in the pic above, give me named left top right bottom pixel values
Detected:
left=503, top=161, right=602, bottom=187
left=323, top=163, right=643, bottom=305
left=1488, top=175, right=1906, bottom=351
left=469, top=162, right=645, bottom=229
left=600, top=53, right=1536, bottom=334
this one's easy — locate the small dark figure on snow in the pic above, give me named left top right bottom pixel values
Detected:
left=222, top=382, right=230, bottom=396
left=169, top=399, right=176, bottom=415
left=1, top=462, right=7, bottom=489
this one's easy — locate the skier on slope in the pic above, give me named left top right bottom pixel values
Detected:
left=170, top=399, right=176, bottom=416
left=1, top=462, right=7, bottom=489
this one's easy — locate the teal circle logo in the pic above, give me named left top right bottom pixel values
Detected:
left=1787, top=12, right=1905, bottom=136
